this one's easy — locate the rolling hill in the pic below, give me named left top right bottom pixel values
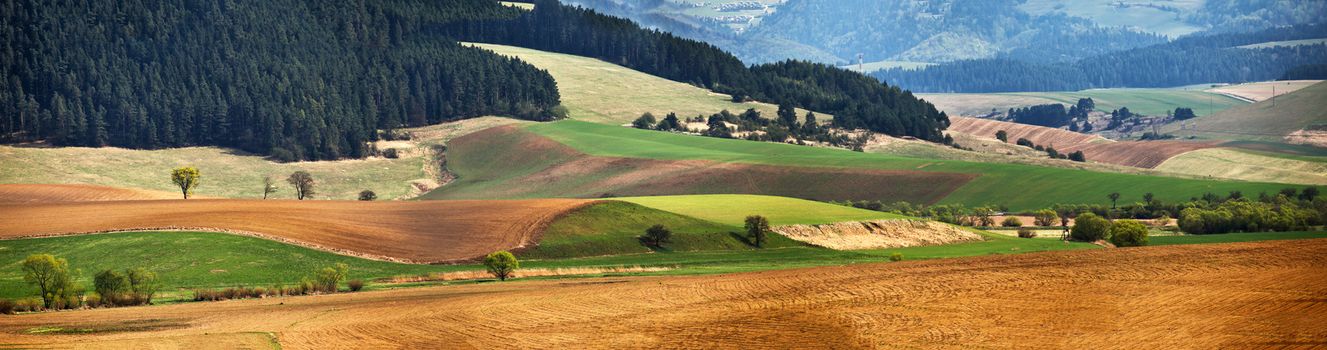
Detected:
left=919, top=87, right=1248, bottom=117
left=1162, top=80, right=1327, bottom=145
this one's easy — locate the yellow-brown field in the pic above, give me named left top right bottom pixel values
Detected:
left=1, top=239, right=1323, bottom=349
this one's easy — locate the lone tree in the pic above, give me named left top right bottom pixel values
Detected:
left=483, top=251, right=519, bottom=281
left=744, top=215, right=770, bottom=248
left=640, top=224, right=672, bottom=248
left=22, top=254, right=75, bottom=309
left=358, top=190, right=377, bottom=201
left=1109, top=220, right=1149, bottom=247
left=1070, top=213, right=1112, bottom=242
left=1108, top=192, right=1122, bottom=209
left=287, top=171, right=316, bottom=200
left=262, top=176, right=278, bottom=199
left=170, top=167, right=201, bottom=199
left=995, top=130, right=1008, bottom=143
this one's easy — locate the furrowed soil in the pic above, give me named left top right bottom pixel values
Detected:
left=948, top=116, right=1223, bottom=168
left=0, top=192, right=592, bottom=263
left=2, top=239, right=1323, bottom=349
left=426, top=125, right=976, bottom=203
left=0, top=184, right=179, bottom=203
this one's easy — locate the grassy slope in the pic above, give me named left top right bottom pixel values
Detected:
left=526, top=121, right=1303, bottom=211
left=525, top=201, right=803, bottom=259
left=466, top=42, right=826, bottom=124
left=1155, top=148, right=1327, bottom=185
left=920, top=87, right=1245, bottom=118
left=1162, top=81, right=1327, bottom=142
left=616, top=194, right=904, bottom=226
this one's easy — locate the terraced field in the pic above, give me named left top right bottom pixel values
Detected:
left=0, top=187, right=592, bottom=263
left=3, top=239, right=1322, bottom=349
left=425, top=125, right=974, bottom=203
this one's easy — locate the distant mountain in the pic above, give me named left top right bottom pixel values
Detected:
left=561, top=0, right=1326, bottom=65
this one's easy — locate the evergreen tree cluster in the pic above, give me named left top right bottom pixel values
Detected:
left=1, top=0, right=561, bottom=160
left=874, top=24, right=1327, bottom=92
left=446, top=0, right=950, bottom=141
left=1007, top=104, right=1072, bottom=128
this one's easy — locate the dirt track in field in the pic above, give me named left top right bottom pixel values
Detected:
left=3, top=239, right=1324, bottom=349
left=0, top=190, right=592, bottom=263
left=431, top=126, right=976, bottom=203
left=948, top=117, right=1223, bottom=168
left=0, top=184, right=181, bottom=203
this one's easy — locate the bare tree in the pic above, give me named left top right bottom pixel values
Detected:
left=287, top=171, right=315, bottom=200
left=262, top=176, right=278, bottom=199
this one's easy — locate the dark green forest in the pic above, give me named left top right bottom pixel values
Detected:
left=0, top=0, right=561, bottom=160
left=875, top=24, right=1327, bottom=92
left=447, top=0, right=950, bottom=141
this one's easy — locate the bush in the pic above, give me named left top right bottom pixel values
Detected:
left=94, top=269, right=129, bottom=305
left=0, top=299, right=15, bottom=314
left=84, top=294, right=103, bottom=308
left=1033, top=209, right=1058, bottom=226
left=1070, top=213, right=1112, bottom=242
left=348, top=279, right=366, bottom=292
left=15, top=298, right=43, bottom=312
left=382, top=148, right=400, bottom=159
left=1001, top=217, right=1023, bottom=227
left=314, top=263, right=349, bottom=293
left=889, top=252, right=904, bottom=262
left=632, top=113, right=657, bottom=129
left=1017, top=228, right=1037, bottom=238
left=1109, top=220, right=1149, bottom=247
left=358, top=190, right=377, bottom=201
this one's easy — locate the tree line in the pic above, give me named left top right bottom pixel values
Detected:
left=0, top=0, right=561, bottom=161
left=444, top=0, right=950, bottom=141
left=874, top=24, right=1327, bottom=92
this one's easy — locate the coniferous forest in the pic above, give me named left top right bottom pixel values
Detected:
left=446, top=0, right=950, bottom=141
left=875, top=24, right=1327, bottom=92
left=0, top=0, right=561, bottom=161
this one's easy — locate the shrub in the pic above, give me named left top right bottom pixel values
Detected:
left=358, top=190, right=377, bottom=201
left=382, top=148, right=400, bottom=159
left=1070, top=213, right=1112, bottom=242
left=1017, top=228, right=1037, bottom=238
left=1001, top=217, right=1023, bottom=227
left=0, top=299, right=15, bottom=314
left=484, top=251, right=520, bottom=281
left=125, top=268, right=158, bottom=305
left=84, top=294, right=103, bottom=308
left=314, top=263, right=350, bottom=293
left=93, top=269, right=129, bottom=305
left=632, top=113, right=657, bottom=129
left=15, top=298, right=43, bottom=312
left=348, top=279, right=366, bottom=292
left=1109, top=220, right=1149, bottom=247
left=889, top=252, right=904, bottom=262
left=1033, top=209, right=1059, bottom=226
left=22, top=254, right=80, bottom=310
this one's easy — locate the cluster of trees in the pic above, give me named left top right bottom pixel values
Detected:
left=192, top=263, right=363, bottom=302
left=1281, top=63, right=1327, bottom=80
left=5, top=254, right=159, bottom=313
left=1, top=0, right=562, bottom=161
left=634, top=107, right=879, bottom=151
left=995, top=131, right=1085, bottom=162
left=1178, top=195, right=1324, bottom=235
left=875, top=24, right=1327, bottom=92
left=1008, top=104, right=1072, bottom=128
left=445, top=0, right=951, bottom=141
left=1069, top=214, right=1150, bottom=247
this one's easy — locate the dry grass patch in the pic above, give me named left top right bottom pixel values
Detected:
left=385, top=266, right=674, bottom=283
left=773, top=220, right=983, bottom=250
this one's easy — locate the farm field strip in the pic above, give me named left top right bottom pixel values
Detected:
left=2, top=239, right=1323, bottom=349
left=0, top=194, right=593, bottom=263
left=920, top=87, right=1246, bottom=118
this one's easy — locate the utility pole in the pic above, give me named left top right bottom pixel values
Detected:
left=1272, top=84, right=1276, bottom=108
left=858, top=53, right=864, bottom=72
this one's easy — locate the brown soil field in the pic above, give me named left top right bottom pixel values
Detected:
left=429, top=126, right=977, bottom=203
left=772, top=220, right=982, bottom=250
left=0, top=184, right=180, bottom=203
left=2, top=239, right=1323, bottom=349
left=0, top=193, right=592, bottom=263
left=948, top=117, right=1223, bottom=168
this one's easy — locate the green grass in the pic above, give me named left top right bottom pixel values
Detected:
left=616, top=194, right=904, bottom=226
left=525, top=120, right=1302, bottom=211
left=1163, top=81, right=1327, bottom=143
left=1149, top=231, right=1327, bottom=246
left=1000, top=88, right=1246, bottom=118
left=0, top=231, right=450, bottom=300
left=524, top=201, right=804, bottom=259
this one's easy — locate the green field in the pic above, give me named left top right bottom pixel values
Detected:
left=525, top=201, right=804, bottom=259
left=523, top=121, right=1302, bottom=211
left=1001, top=88, right=1247, bottom=117
left=617, top=194, right=904, bottom=226
left=1155, top=148, right=1327, bottom=185
left=1162, top=81, right=1327, bottom=142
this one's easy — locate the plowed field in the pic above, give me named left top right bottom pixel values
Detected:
left=3, top=239, right=1323, bottom=349
left=0, top=193, right=592, bottom=263
left=948, top=117, right=1223, bottom=168
left=0, top=184, right=179, bottom=203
